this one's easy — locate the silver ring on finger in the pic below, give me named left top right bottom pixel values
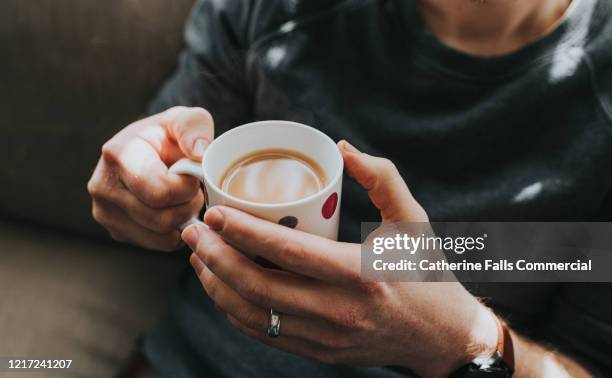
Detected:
left=267, top=308, right=281, bottom=338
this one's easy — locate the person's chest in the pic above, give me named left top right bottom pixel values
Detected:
left=240, top=9, right=612, bottom=331
left=246, top=13, right=612, bottom=224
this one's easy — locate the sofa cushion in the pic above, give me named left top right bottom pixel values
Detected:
left=0, top=219, right=185, bottom=376
left=0, top=0, right=195, bottom=236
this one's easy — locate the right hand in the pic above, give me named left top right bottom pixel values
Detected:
left=87, top=107, right=213, bottom=251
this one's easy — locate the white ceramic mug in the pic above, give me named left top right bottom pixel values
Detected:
left=169, top=120, right=343, bottom=240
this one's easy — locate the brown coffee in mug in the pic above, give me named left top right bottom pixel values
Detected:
left=220, top=149, right=326, bottom=204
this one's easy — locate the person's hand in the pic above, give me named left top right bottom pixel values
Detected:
left=88, top=107, right=211, bottom=251
left=182, top=141, right=498, bottom=377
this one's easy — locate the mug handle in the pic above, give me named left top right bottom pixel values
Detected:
left=169, top=158, right=208, bottom=230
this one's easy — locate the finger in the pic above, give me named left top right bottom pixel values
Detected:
left=101, top=185, right=204, bottom=233
left=160, top=106, right=214, bottom=161
left=226, top=314, right=337, bottom=364
left=107, top=107, right=212, bottom=166
left=112, top=113, right=186, bottom=165
left=190, top=255, right=350, bottom=348
left=189, top=253, right=206, bottom=276
left=104, top=111, right=187, bottom=168
left=338, top=140, right=428, bottom=222
left=87, top=156, right=120, bottom=201
left=202, top=206, right=362, bottom=286
left=103, top=136, right=201, bottom=208
left=92, top=199, right=183, bottom=252
left=182, top=224, right=354, bottom=322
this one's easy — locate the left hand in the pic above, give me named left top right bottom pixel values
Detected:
left=182, top=141, right=498, bottom=378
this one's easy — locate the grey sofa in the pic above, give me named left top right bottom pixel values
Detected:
left=0, top=1, right=195, bottom=375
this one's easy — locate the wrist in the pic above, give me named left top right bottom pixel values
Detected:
left=441, top=304, right=500, bottom=377
left=465, top=306, right=500, bottom=363
left=412, top=301, right=499, bottom=378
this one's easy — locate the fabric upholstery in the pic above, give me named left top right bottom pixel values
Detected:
left=0, top=0, right=195, bottom=236
left=0, top=1, right=195, bottom=375
left=0, top=219, right=185, bottom=376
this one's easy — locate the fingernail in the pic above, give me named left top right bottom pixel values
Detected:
left=204, top=207, right=224, bottom=232
left=192, top=139, right=210, bottom=159
left=182, top=225, right=200, bottom=249
left=341, top=140, right=360, bottom=153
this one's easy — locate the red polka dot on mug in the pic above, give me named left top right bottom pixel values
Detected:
left=321, top=192, right=338, bottom=219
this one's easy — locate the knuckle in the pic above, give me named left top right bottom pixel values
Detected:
left=222, top=215, right=251, bottom=242
left=329, top=303, right=367, bottom=330
left=141, top=186, right=174, bottom=208
left=378, top=158, right=398, bottom=178
left=88, top=177, right=115, bottom=202
left=101, top=140, right=120, bottom=163
left=186, top=107, right=213, bottom=123
left=173, top=107, right=213, bottom=132
left=87, top=179, right=100, bottom=198
left=127, top=173, right=146, bottom=192
left=155, top=209, right=184, bottom=232
left=277, top=236, right=306, bottom=269
left=91, top=205, right=101, bottom=222
left=345, top=269, right=366, bottom=288
left=356, top=280, right=385, bottom=297
left=242, top=281, right=269, bottom=305
left=211, top=209, right=230, bottom=234
left=203, top=275, right=219, bottom=299
left=200, top=245, right=220, bottom=270
left=285, top=290, right=304, bottom=311
left=91, top=203, right=108, bottom=225
left=239, top=310, right=262, bottom=330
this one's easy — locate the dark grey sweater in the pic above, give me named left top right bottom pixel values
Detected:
left=144, top=0, right=612, bottom=376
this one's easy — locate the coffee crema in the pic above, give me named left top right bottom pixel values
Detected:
left=220, top=149, right=326, bottom=204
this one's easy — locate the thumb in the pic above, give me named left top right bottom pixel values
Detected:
left=161, top=107, right=215, bottom=161
left=339, top=140, right=428, bottom=222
